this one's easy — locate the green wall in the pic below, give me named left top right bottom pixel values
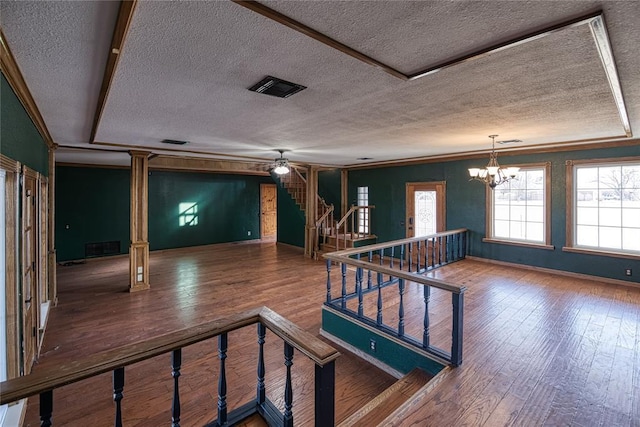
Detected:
left=1, top=73, right=49, bottom=174
left=274, top=172, right=305, bottom=248
left=318, top=169, right=342, bottom=216
left=56, top=166, right=276, bottom=260
left=348, top=144, right=640, bottom=284
left=322, top=308, right=445, bottom=376
left=148, top=170, right=272, bottom=250
left=56, top=166, right=130, bottom=261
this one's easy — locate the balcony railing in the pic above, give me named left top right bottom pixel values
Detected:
left=0, top=307, right=339, bottom=427
left=323, top=229, right=468, bottom=366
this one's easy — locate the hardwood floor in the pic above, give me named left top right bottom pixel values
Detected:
left=23, top=241, right=640, bottom=426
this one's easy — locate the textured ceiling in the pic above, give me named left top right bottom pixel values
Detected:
left=1, top=1, right=639, bottom=168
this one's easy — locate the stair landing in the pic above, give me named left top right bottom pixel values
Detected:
left=338, top=368, right=432, bottom=427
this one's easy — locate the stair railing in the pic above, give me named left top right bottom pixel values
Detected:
left=334, top=205, right=375, bottom=250
left=323, top=228, right=467, bottom=366
left=315, top=202, right=335, bottom=255
left=0, top=306, right=339, bottom=427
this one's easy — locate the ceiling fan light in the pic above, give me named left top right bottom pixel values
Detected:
left=273, top=157, right=290, bottom=175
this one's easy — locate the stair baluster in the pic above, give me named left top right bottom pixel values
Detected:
left=40, top=390, right=53, bottom=427
left=431, top=237, right=436, bottom=268
left=367, top=251, right=373, bottom=289
left=171, top=349, right=182, bottom=427
left=257, top=323, right=266, bottom=405
left=423, top=286, right=431, bottom=349
left=377, top=282, right=383, bottom=326
left=398, top=278, right=405, bottom=337
left=341, top=263, right=347, bottom=309
left=408, top=242, right=413, bottom=272
left=357, top=267, right=364, bottom=317
left=326, top=259, right=332, bottom=303
left=113, top=367, right=124, bottom=427
left=283, top=343, right=294, bottom=427
left=217, top=334, right=228, bottom=425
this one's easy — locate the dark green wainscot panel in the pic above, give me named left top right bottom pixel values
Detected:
left=321, top=306, right=446, bottom=377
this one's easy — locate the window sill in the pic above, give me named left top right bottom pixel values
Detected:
left=483, top=238, right=555, bottom=251
left=562, top=246, right=640, bottom=260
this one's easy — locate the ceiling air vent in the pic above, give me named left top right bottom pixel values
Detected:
left=497, top=139, right=523, bottom=145
left=161, top=139, right=189, bottom=145
left=248, top=76, right=306, bottom=98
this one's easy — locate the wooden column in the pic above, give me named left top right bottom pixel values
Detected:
left=129, top=151, right=150, bottom=292
left=304, top=166, right=318, bottom=258
left=340, top=169, right=348, bottom=219
left=47, top=147, right=57, bottom=304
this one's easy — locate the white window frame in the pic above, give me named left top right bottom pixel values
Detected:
left=484, top=162, right=553, bottom=250
left=564, top=156, right=640, bottom=259
left=357, top=186, right=369, bottom=234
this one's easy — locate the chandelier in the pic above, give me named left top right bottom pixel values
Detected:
left=468, top=135, right=519, bottom=189
left=273, top=150, right=290, bottom=175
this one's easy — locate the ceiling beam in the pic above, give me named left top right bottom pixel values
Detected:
left=232, top=0, right=407, bottom=80
left=0, top=29, right=55, bottom=148
left=89, top=0, right=138, bottom=143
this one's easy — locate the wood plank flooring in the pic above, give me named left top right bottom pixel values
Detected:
left=23, top=241, right=640, bottom=426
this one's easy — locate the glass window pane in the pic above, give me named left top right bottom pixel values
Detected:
left=526, top=206, right=544, bottom=222
left=576, top=168, right=598, bottom=189
left=598, top=166, right=622, bottom=189
left=495, top=205, right=510, bottom=220
left=599, top=227, right=622, bottom=250
left=509, top=221, right=525, bottom=240
left=576, top=225, right=599, bottom=246
left=599, top=208, right=622, bottom=227
left=494, top=220, right=510, bottom=238
left=526, top=170, right=544, bottom=190
left=622, top=228, right=640, bottom=251
left=576, top=207, right=598, bottom=226
left=577, top=190, right=597, bottom=204
left=510, top=205, right=526, bottom=221
left=526, top=222, right=544, bottom=242
left=622, top=209, right=640, bottom=228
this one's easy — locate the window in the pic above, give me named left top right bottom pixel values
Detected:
left=565, top=158, right=640, bottom=257
left=357, top=186, right=369, bottom=234
left=179, top=202, right=198, bottom=226
left=485, top=163, right=552, bottom=248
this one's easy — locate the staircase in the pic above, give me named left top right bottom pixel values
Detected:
left=338, top=368, right=433, bottom=427
left=277, top=168, right=376, bottom=255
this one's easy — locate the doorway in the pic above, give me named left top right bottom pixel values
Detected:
left=260, top=184, right=277, bottom=240
left=406, top=182, right=446, bottom=267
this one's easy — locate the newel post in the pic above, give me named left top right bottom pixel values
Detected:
left=451, top=292, right=464, bottom=366
left=314, top=361, right=335, bottom=427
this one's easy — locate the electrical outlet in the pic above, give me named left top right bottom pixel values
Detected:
left=247, top=231, right=251, bottom=236
left=625, top=268, right=632, bottom=276
left=369, top=338, right=376, bottom=352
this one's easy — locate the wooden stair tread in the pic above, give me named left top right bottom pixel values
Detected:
left=233, top=413, right=269, bottom=427
left=338, top=368, right=432, bottom=427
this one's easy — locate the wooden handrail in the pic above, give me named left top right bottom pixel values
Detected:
left=0, top=306, right=339, bottom=405
left=329, top=228, right=468, bottom=257
left=323, top=229, right=469, bottom=294
left=315, top=204, right=334, bottom=228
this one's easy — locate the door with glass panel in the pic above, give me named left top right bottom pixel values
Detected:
left=406, top=182, right=446, bottom=268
